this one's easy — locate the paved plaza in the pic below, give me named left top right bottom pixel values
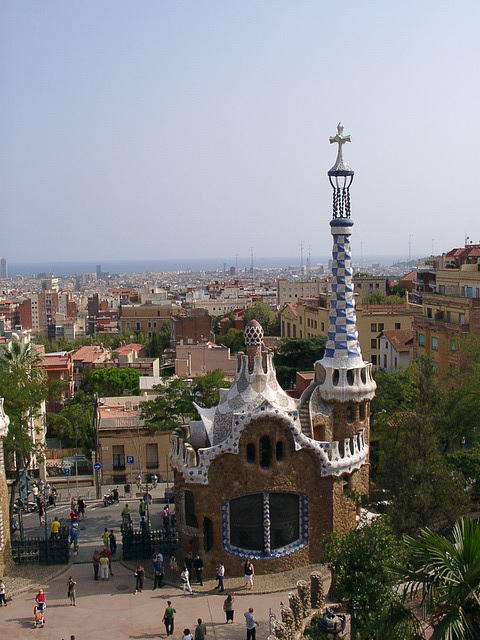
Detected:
left=3, top=484, right=331, bottom=639
left=2, top=560, right=293, bottom=640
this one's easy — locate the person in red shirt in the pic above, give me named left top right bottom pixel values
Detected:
left=35, top=588, right=46, bottom=607
left=70, top=509, right=78, bottom=524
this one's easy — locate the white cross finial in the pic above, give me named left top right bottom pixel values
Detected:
left=329, top=122, right=352, bottom=173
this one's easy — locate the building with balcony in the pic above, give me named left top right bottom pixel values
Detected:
left=413, top=262, right=480, bottom=373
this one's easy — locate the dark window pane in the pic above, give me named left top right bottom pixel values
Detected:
left=269, top=493, right=299, bottom=550
left=246, top=443, right=255, bottom=463
left=259, top=436, right=272, bottom=468
left=230, top=494, right=263, bottom=551
left=276, top=441, right=284, bottom=461
left=185, top=490, right=198, bottom=528
left=203, top=517, right=213, bottom=552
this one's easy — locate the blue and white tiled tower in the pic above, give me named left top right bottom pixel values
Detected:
left=313, top=123, right=376, bottom=403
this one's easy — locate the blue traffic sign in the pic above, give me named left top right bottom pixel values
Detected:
left=126, top=455, right=135, bottom=464
left=64, top=468, right=71, bottom=476
left=93, top=462, right=102, bottom=471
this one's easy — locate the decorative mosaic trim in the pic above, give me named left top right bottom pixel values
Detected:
left=221, top=491, right=308, bottom=560
left=169, top=404, right=369, bottom=484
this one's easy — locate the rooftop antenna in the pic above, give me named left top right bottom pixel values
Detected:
left=308, top=245, right=312, bottom=280
left=409, top=234, right=412, bottom=267
left=250, top=247, right=254, bottom=287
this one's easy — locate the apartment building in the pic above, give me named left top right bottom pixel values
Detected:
left=279, top=296, right=421, bottom=367
left=118, top=303, right=183, bottom=336
left=96, top=396, right=170, bottom=485
left=413, top=261, right=480, bottom=373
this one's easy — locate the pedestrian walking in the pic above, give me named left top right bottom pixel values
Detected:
left=99, top=554, right=110, bottom=581
left=50, top=516, right=60, bottom=540
left=169, top=554, right=178, bottom=571
left=193, top=554, right=204, bottom=585
left=134, top=564, right=144, bottom=593
left=182, top=629, right=194, bottom=640
left=77, top=496, right=86, bottom=519
left=162, top=600, right=176, bottom=636
left=102, top=527, right=110, bottom=548
left=109, top=529, right=117, bottom=556
left=163, top=504, right=170, bottom=533
left=215, top=562, right=225, bottom=592
left=139, top=499, right=146, bottom=518
left=153, top=556, right=163, bottom=590
left=242, top=559, right=255, bottom=590
left=66, top=577, right=76, bottom=606
left=184, top=552, right=194, bottom=575
left=244, top=607, right=259, bottom=640
left=223, top=593, right=234, bottom=623
left=181, top=566, right=193, bottom=595
left=140, top=516, right=148, bottom=535
left=38, top=500, right=45, bottom=527
left=0, top=578, right=7, bottom=606
left=100, top=548, right=114, bottom=576
left=92, top=549, right=100, bottom=580
left=194, top=618, right=207, bottom=640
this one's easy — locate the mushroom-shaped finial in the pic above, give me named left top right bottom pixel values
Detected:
left=244, top=320, right=263, bottom=372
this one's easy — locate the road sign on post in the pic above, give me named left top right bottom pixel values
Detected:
left=64, top=468, right=71, bottom=476
left=93, top=462, right=102, bottom=471
left=126, top=456, right=134, bottom=464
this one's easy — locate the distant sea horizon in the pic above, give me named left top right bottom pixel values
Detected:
left=7, top=255, right=416, bottom=278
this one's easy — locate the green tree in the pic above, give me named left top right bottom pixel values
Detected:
left=374, top=358, right=469, bottom=535
left=192, top=369, right=231, bottom=408
left=87, top=368, right=141, bottom=396
left=375, top=518, right=480, bottom=640
left=244, top=301, right=277, bottom=335
left=273, top=336, right=326, bottom=389
left=47, top=391, right=96, bottom=458
left=216, top=328, right=245, bottom=353
left=0, top=340, right=50, bottom=514
left=141, top=378, right=197, bottom=431
left=142, top=372, right=231, bottom=431
left=323, top=518, right=402, bottom=639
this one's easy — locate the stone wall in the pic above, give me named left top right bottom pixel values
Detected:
left=174, top=418, right=361, bottom=577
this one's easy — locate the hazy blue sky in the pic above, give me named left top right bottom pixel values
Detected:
left=2, top=1, right=479, bottom=265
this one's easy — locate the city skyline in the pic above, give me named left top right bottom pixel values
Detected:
left=2, top=2, right=479, bottom=263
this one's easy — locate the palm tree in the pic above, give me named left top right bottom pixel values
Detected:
left=374, top=518, right=480, bottom=640
left=0, top=337, right=45, bottom=381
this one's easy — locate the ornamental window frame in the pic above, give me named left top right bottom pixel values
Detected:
left=222, top=491, right=308, bottom=560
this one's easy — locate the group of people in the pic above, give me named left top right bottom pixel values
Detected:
left=162, top=600, right=258, bottom=640
left=92, top=546, right=115, bottom=581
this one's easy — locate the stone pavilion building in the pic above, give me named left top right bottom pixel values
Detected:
left=169, top=124, right=376, bottom=575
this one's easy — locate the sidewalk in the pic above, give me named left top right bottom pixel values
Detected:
left=1, top=558, right=329, bottom=640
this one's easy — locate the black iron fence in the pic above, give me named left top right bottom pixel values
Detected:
left=11, top=527, right=70, bottom=565
left=122, top=529, right=178, bottom=561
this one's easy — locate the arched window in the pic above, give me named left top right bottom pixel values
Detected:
left=359, top=403, right=366, bottom=421
left=259, top=436, right=272, bottom=468
left=346, top=406, right=354, bottom=423
left=246, top=443, right=256, bottom=463
left=227, top=492, right=307, bottom=558
left=203, top=517, right=213, bottom=552
left=184, top=490, right=198, bottom=529
left=276, top=441, right=284, bottom=461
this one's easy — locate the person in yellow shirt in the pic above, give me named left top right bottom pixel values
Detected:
left=51, top=516, right=61, bottom=540
left=102, top=527, right=110, bottom=548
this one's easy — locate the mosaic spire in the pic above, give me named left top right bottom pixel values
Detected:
left=323, top=124, right=363, bottom=369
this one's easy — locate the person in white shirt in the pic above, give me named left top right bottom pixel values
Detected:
left=244, top=607, right=259, bottom=640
